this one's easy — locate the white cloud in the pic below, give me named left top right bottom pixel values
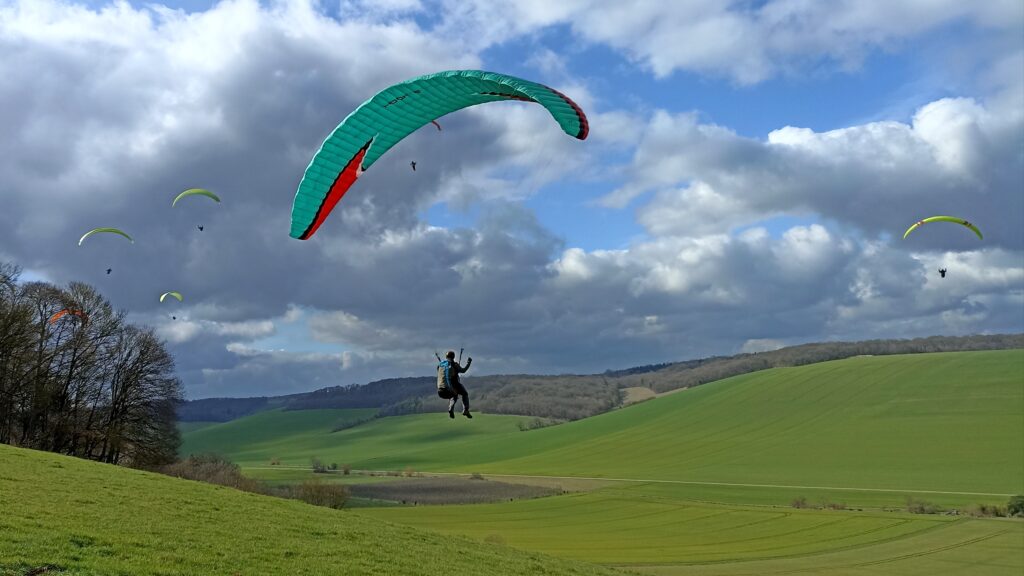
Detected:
left=605, top=96, right=1023, bottom=250
left=157, top=318, right=275, bottom=344
left=1, top=1, right=1021, bottom=398
left=438, top=0, right=1023, bottom=84
left=741, top=338, right=784, bottom=353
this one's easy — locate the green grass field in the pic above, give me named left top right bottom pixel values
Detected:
left=175, top=420, right=219, bottom=434
left=180, top=407, right=378, bottom=463
left=0, top=443, right=623, bottom=576
left=179, top=350, right=1023, bottom=574
left=630, top=516, right=1024, bottom=575
left=463, top=350, right=1023, bottom=494
left=187, top=351, right=1024, bottom=498
left=356, top=483, right=1024, bottom=574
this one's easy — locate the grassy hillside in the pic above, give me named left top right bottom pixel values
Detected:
left=175, top=420, right=219, bottom=434
left=179, top=334, right=1024, bottom=423
left=180, top=408, right=377, bottom=461
left=187, top=351, right=1024, bottom=496
left=350, top=350, right=1024, bottom=574
left=469, top=350, right=1024, bottom=494
left=181, top=408, right=531, bottom=469
left=0, top=444, right=622, bottom=576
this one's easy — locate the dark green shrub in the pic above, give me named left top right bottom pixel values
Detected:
left=905, top=497, right=942, bottom=514
left=1008, top=495, right=1024, bottom=517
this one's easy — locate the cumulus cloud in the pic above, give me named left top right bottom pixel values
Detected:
left=1, top=1, right=1020, bottom=398
left=437, top=0, right=1024, bottom=83
left=157, top=318, right=275, bottom=344
left=606, top=97, right=1023, bottom=251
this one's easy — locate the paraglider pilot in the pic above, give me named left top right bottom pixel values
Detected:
left=438, top=350, right=472, bottom=419
left=939, top=268, right=947, bottom=278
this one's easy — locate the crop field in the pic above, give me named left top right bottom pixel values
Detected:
left=357, top=483, right=1024, bottom=574
left=632, top=517, right=1023, bottom=575
left=0, top=444, right=622, bottom=576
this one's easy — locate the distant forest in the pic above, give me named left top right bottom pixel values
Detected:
left=179, top=333, right=1024, bottom=423
left=0, top=263, right=182, bottom=467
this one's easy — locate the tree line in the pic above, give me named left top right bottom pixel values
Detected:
left=0, top=262, right=182, bottom=467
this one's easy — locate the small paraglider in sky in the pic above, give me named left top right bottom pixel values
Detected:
left=903, top=216, right=982, bottom=240
left=172, top=188, right=220, bottom=207
left=106, top=268, right=112, bottom=275
left=159, top=291, right=183, bottom=303
left=78, top=228, right=133, bottom=246
left=410, top=161, right=417, bottom=171
left=903, top=216, right=980, bottom=282
left=172, top=189, right=218, bottom=234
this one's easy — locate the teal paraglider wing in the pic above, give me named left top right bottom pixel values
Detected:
left=290, top=70, right=589, bottom=240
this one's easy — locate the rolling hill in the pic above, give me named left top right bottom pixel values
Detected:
left=184, top=350, right=1024, bottom=496
left=178, top=333, right=1024, bottom=423
left=0, top=443, right=622, bottom=576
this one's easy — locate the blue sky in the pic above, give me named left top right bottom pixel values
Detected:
left=0, top=0, right=1021, bottom=398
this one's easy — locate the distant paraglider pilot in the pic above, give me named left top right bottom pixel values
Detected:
left=198, top=225, right=204, bottom=232
left=106, top=268, right=112, bottom=275
left=437, top=350, right=472, bottom=419
left=410, top=161, right=417, bottom=172
left=939, top=268, right=947, bottom=278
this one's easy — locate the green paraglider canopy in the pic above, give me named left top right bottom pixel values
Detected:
left=172, top=188, right=221, bottom=207
left=290, top=70, right=589, bottom=240
left=903, top=216, right=983, bottom=240
left=159, top=291, right=183, bottom=303
left=78, top=228, right=134, bottom=246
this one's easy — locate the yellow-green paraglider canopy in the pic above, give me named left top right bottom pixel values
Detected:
left=159, top=291, right=183, bottom=303
left=903, top=216, right=983, bottom=240
left=78, top=228, right=134, bottom=246
left=172, top=188, right=220, bottom=207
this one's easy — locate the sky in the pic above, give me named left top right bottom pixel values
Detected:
left=1, top=0, right=1022, bottom=399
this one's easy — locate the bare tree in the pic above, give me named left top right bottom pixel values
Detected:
left=0, top=261, right=183, bottom=468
